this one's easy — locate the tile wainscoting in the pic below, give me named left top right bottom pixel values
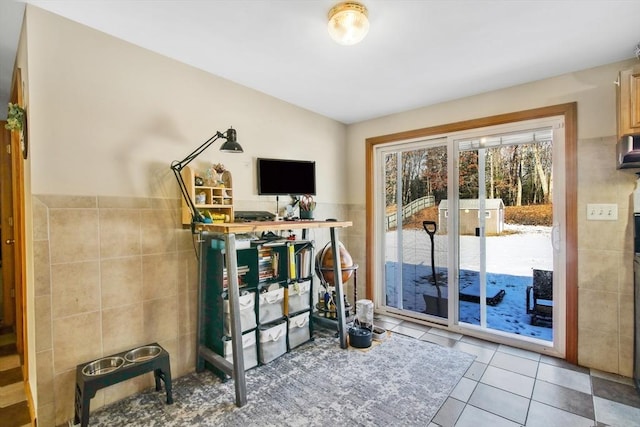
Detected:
left=31, top=195, right=355, bottom=426
left=32, top=195, right=198, bottom=426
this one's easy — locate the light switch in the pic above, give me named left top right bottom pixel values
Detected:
left=586, top=203, right=618, bottom=221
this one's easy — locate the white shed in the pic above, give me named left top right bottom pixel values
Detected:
left=438, top=199, right=505, bottom=235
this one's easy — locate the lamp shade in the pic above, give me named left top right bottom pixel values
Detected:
left=328, top=2, right=369, bottom=46
left=219, top=127, right=243, bottom=153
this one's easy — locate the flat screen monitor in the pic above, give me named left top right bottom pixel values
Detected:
left=257, top=158, right=316, bottom=195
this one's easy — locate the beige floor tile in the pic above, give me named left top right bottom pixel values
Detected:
left=427, top=327, right=463, bottom=340
left=390, top=324, right=425, bottom=339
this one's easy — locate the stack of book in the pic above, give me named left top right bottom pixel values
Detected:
left=295, top=246, right=312, bottom=279
left=258, top=248, right=277, bottom=282
left=222, top=265, right=250, bottom=288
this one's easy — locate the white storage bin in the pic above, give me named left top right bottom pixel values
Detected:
left=259, top=321, right=287, bottom=364
left=288, top=311, right=311, bottom=349
left=287, top=280, right=311, bottom=314
left=223, top=292, right=257, bottom=336
left=258, top=287, right=284, bottom=324
left=223, top=331, right=258, bottom=370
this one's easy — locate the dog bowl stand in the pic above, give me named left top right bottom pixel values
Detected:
left=73, top=342, right=173, bottom=427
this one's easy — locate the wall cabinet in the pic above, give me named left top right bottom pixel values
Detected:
left=180, top=166, right=233, bottom=225
left=617, top=64, right=640, bottom=140
left=197, top=235, right=314, bottom=376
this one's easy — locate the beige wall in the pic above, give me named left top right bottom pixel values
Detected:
left=23, top=6, right=349, bottom=426
left=345, top=60, right=640, bottom=377
left=20, top=3, right=640, bottom=425
left=26, top=6, right=348, bottom=202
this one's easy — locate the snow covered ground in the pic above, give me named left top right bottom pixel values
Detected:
left=385, top=224, right=554, bottom=341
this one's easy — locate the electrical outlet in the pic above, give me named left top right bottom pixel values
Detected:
left=586, top=203, right=618, bottom=221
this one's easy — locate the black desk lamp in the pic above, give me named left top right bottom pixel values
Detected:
left=170, top=127, right=243, bottom=228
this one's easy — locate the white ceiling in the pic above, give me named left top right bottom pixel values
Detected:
left=2, top=0, right=640, bottom=124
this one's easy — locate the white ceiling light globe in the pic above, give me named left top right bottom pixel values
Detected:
left=328, top=2, right=369, bottom=46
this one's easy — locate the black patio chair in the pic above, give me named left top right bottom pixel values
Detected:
left=526, top=269, right=553, bottom=326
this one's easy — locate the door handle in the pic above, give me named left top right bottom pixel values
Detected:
left=5, top=239, right=14, bottom=245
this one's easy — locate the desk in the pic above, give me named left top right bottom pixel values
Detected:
left=193, top=220, right=352, bottom=407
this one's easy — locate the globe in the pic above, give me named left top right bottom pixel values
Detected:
left=315, top=241, right=354, bottom=285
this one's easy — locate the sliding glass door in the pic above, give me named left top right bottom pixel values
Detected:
left=375, top=117, right=566, bottom=353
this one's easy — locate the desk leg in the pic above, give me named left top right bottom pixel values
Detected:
left=225, top=233, right=247, bottom=406
left=329, top=227, right=348, bottom=349
left=196, top=235, right=206, bottom=373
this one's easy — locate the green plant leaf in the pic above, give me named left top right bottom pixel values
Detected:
left=5, top=102, right=25, bottom=131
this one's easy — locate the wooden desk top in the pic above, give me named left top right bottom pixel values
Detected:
left=193, top=220, right=352, bottom=234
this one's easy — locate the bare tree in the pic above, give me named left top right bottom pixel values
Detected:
left=533, top=144, right=550, bottom=203
left=385, top=154, right=397, bottom=207
left=385, top=140, right=552, bottom=212
left=401, top=150, right=427, bottom=205
left=516, top=155, right=523, bottom=206
left=488, top=149, right=495, bottom=199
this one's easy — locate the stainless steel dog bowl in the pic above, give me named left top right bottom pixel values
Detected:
left=124, top=345, right=162, bottom=363
left=82, top=356, right=125, bottom=376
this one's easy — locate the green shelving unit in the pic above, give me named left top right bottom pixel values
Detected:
left=196, top=235, right=315, bottom=378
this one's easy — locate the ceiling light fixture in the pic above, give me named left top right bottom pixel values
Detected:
left=327, top=2, right=369, bottom=46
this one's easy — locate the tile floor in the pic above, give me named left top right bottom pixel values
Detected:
left=3, top=312, right=637, bottom=427
left=374, top=314, right=640, bottom=427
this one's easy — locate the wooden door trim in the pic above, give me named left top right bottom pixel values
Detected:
left=365, top=103, right=578, bottom=364
left=9, top=68, right=28, bottom=371
left=1, top=125, right=15, bottom=328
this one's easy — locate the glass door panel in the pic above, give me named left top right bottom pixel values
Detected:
left=457, top=148, right=483, bottom=328
left=382, top=143, right=449, bottom=321
left=456, top=133, right=554, bottom=342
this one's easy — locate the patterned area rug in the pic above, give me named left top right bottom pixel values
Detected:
left=90, top=331, right=475, bottom=426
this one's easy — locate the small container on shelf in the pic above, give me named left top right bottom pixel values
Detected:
left=288, top=311, right=311, bottom=350
left=259, top=321, right=287, bottom=364
left=287, top=280, right=311, bottom=315
left=258, top=286, right=284, bottom=324
left=223, top=331, right=258, bottom=370
left=195, top=192, right=206, bottom=205
left=223, top=291, right=257, bottom=335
